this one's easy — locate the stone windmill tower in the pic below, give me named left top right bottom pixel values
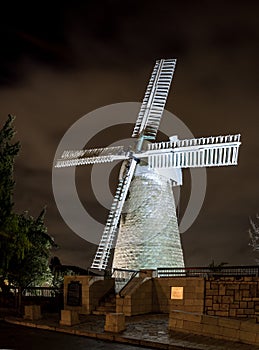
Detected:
left=56, top=59, right=241, bottom=273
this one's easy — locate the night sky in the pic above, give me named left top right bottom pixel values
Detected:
left=0, top=1, right=258, bottom=269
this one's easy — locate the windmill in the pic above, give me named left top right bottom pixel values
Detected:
left=55, top=59, right=241, bottom=273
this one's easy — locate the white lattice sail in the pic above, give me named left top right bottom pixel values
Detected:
left=132, top=59, right=177, bottom=140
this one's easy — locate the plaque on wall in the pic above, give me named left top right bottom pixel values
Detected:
left=67, top=281, right=82, bottom=306
left=171, top=286, right=184, bottom=300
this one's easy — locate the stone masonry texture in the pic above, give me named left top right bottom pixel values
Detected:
left=112, top=165, right=185, bottom=270
left=205, top=276, right=259, bottom=319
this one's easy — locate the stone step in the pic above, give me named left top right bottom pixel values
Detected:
left=100, top=301, right=116, bottom=307
left=92, top=310, right=103, bottom=315
left=92, top=306, right=116, bottom=315
left=93, top=291, right=116, bottom=315
left=95, top=305, right=115, bottom=312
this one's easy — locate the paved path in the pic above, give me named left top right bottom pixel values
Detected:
left=3, top=313, right=259, bottom=350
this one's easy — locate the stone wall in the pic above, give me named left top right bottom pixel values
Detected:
left=112, top=167, right=184, bottom=271
left=168, top=276, right=259, bottom=346
left=116, top=275, right=204, bottom=316
left=64, top=276, right=91, bottom=314
left=64, top=276, right=114, bottom=314
left=116, top=277, right=153, bottom=316
left=153, top=277, right=204, bottom=314
left=169, top=309, right=259, bottom=346
left=205, top=276, right=259, bottom=319
left=61, top=274, right=259, bottom=318
left=89, top=278, right=115, bottom=312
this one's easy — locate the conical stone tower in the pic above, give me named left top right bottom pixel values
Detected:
left=112, top=164, right=185, bottom=270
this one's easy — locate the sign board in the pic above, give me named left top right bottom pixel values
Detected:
left=67, top=281, right=82, bottom=306
left=171, top=286, right=184, bottom=300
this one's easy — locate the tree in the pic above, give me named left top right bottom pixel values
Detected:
left=0, top=115, right=30, bottom=277
left=50, top=256, right=88, bottom=288
left=208, top=260, right=228, bottom=272
left=6, top=209, right=54, bottom=288
left=0, top=115, right=54, bottom=292
left=248, top=215, right=259, bottom=263
left=0, top=115, right=20, bottom=223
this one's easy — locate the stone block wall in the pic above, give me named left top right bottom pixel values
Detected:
left=89, top=278, right=115, bottom=312
left=153, top=277, right=205, bottom=314
left=64, top=276, right=91, bottom=314
left=169, top=309, right=259, bottom=346
left=116, top=276, right=205, bottom=316
left=117, top=275, right=259, bottom=318
left=131, top=278, right=153, bottom=315
left=60, top=309, right=79, bottom=326
left=105, top=313, right=125, bottom=333
left=205, top=276, right=259, bottom=319
left=24, top=304, right=41, bottom=320
left=73, top=274, right=259, bottom=319
left=116, top=278, right=153, bottom=316
left=112, top=170, right=184, bottom=271
left=63, top=275, right=114, bottom=315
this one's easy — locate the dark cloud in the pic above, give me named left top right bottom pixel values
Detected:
left=0, top=1, right=259, bottom=268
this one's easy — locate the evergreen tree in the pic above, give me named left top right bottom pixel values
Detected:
left=6, top=209, right=54, bottom=288
left=0, top=115, right=54, bottom=290
left=0, top=115, right=20, bottom=224
left=0, top=115, right=30, bottom=273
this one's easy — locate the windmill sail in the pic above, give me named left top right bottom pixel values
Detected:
left=132, top=59, right=177, bottom=140
left=147, top=134, right=241, bottom=169
left=55, top=146, right=128, bottom=168
left=91, top=158, right=137, bottom=271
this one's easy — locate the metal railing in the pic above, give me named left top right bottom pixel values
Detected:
left=112, top=268, right=140, bottom=294
left=0, top=286, right=63, bottom=312
left=22, top=287, right=63, bottom=297
left=112, top=268, right=139, bottom=279
left=1, top=286, right=63, bottom=297
left=118, top=271, right=140, bottom=297
left=157, top=266, right=259, bottom=278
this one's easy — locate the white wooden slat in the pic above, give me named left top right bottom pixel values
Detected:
left=91, top=159, right=137, bottom=271
left=132, top=59, right=177, bottom=139
left=147, top=142, right=241, bottom=170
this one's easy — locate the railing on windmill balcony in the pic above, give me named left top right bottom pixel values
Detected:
left=157, top=265, right=259, bottom=278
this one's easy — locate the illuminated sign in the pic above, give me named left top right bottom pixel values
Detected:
left=171, top=286, right=184, bottom=299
